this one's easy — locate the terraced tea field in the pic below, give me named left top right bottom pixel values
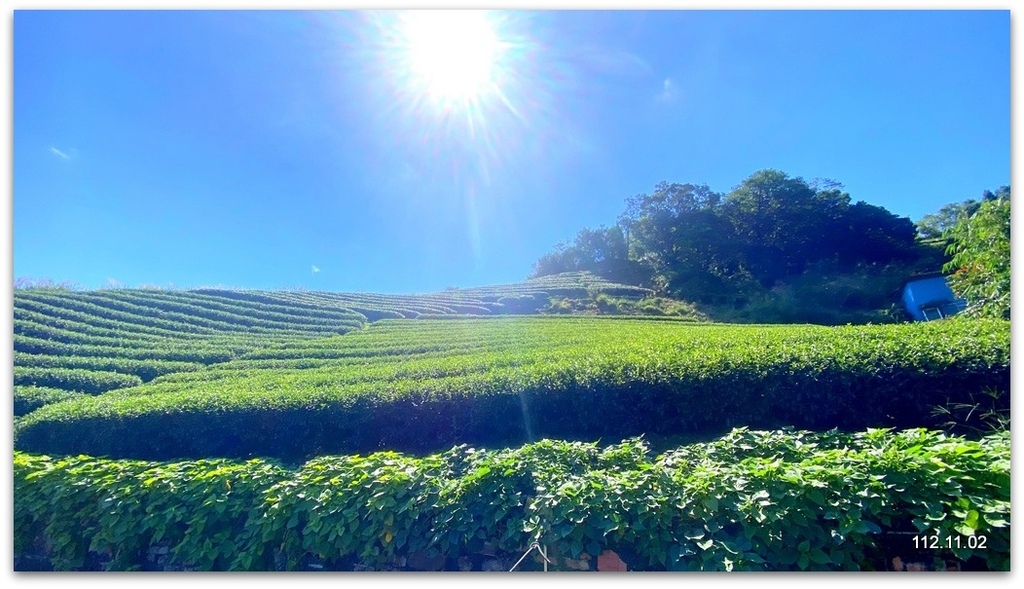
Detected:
left=12, top=272, right=650, bottom=415
left=11, top=273, right=1012, bottom=571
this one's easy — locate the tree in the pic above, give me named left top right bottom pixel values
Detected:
left=832, top=201, right=918, bottom=266
left=917, top=187, right=1008, bottom=240
left=531, top=226, right=644, bottom=283
left=530, top=169, right=947, bottom=323
left=618, top=182, right=735, bottom=300
left=722, top=169, right=826, bottom=286
left=942, top=191, right=1010, bottom=319
left=917, top=201, right=979, bottom=240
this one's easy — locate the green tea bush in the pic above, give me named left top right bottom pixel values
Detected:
left=14, top=386, right=90, bottom=416
left=89, top=289, right=363, bottom=332
left=12, top=328, right=161, bottom=352
left=13, top=367, right=143, bottom=395
left=13, top=318, right=1009, bottom=462
left=15, top=307, right=170, bottom=342
left=14, top=332, right=317, bottom=364
left=13, top=353, right=203, bottom=382
left=15, top=292, right=222, bottom=335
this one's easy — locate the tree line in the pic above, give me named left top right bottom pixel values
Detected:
left=532, top=169, right=1007, bottom=324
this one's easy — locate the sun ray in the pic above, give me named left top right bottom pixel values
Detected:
left=400, top=10, right=503, bottom=106
left=348, top=9, right=573, bottom=267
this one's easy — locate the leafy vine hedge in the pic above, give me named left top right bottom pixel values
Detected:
left=14, top=427, right=1010, bottom=571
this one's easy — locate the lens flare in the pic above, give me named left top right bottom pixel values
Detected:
left=341, top=10, right=573, bottom=268
left=401, top=10, right=504, bottom=107
left=377, top=9, right=527, bottom=146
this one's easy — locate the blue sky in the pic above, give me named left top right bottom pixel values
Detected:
left=11, top=7, right=1011, bottom=294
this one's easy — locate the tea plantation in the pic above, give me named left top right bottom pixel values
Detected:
left=11, top=273, right=1012, bottom=571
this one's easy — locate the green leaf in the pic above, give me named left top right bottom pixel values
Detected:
left=683, top=528, right=705, bottom=541
left=808, top=549, right=830, bottom=565
left=806, top=489, right=826, bottom=506
left=964, top=509, right=980, bottom=531
left=985, top=516, right=1009, bottom=528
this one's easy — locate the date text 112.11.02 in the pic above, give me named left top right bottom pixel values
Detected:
left=912, top=534, right=987, bottom=550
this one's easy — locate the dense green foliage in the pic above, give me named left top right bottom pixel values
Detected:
left=916, top=186, right=1008, bottom=240
left=14, top=386, right=89, bottom=417
left=943, top=193, right=1011, bottom=319
left=14, top=317, right=1009, bottom=462
left=12, top=275, right=1011, bottom=572
left=13, top=367, right=144, bottom=394
left=11, top=272, right=656, bottom=413
left=14, top=428, right=1010, bottom=571
left=542, top=293, right=708, bottom=320
left=13, top=353, right=204, bottom=382
left=533, top=170, right=952, bottom=323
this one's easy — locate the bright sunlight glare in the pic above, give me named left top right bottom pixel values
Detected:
left=355, top=9, right=571, bottom=267
left=400, top=10, right=504, bottom=106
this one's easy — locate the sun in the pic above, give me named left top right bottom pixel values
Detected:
left=356, top=9, right=558, bottom=262
left=398, top=10, right=505, bottom=106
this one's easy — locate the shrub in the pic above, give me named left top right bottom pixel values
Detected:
left=13, top=367, right=143, bottom=395
left=13, top=318, right=1009, bottom=462
left=13, top=428, right=1010, bottom=571
left=14, top=386, right=90, bottom=416
left=943, top=196, right=1010, bottom=319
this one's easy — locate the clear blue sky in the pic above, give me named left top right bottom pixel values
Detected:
left=12, top=8, right=1011, bottom=294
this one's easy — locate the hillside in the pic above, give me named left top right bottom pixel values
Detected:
left=12, top=271, right=673, bottom=414
left=11, top=271, right=1012, bottom=571
left=14, top=271, right=1009, bottom=461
